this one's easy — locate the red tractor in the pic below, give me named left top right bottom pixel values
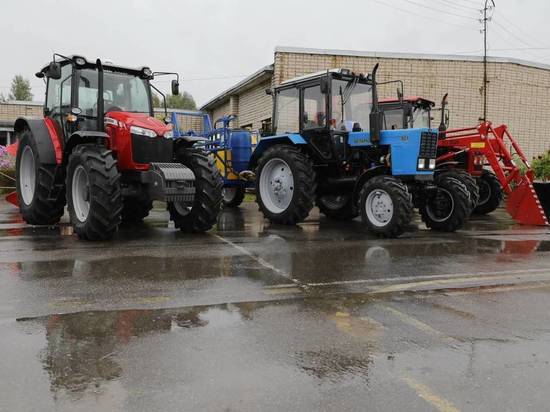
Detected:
left=11, top=54, right=222, bottom=240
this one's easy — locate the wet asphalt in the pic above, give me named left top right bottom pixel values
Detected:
left=1, top=200, right=550, bottom=411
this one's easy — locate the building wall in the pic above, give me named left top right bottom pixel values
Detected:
left=237, top=79, right=272, bottom=130
left=0, top=102, right=43, bottom=122
left=273, top=50, right=550, bottom=158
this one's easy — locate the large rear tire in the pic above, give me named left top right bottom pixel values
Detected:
left=256, top=145, right=316, bottom=225
left=420, top=173, right=470, bottom=232
left=66, top=145, right=122, bottom=240
left=317, top=194, right=359, bottom=221
left=168, top=148, right=223, bottom=232
left=15, top=130, right=65, bottom=225
left=222, top=186, right=246, bottom=208
left=121, top=193, right=153, bottom=223
left=359, top=175, right=413, bottom=238
left=473, top=170, right=503, bottom=215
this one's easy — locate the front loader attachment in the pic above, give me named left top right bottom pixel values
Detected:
left=438, top=122, right=550, bottom=226
left=506, top=179, right=549, bottom=226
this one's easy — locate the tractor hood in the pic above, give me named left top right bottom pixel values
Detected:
left=106, top=112, right=171, bottom=136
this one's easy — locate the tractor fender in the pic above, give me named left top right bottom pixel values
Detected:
left=249, top=134, right=306, bottom=169
left=352, top=166, right=390, bottom=204
left=14, top=117, right=62, bottom=165
left=65, top=131, right=110, bottom=158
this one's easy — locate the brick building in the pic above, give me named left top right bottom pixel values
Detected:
left=0, top=100, right=205, bottom=144
left=201, top=46, right=550, bottom=158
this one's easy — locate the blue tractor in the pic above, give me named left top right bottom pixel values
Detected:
left=250, top=65, right=470, bottom=237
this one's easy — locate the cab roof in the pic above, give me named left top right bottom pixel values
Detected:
left=39, top=54, right=150, bottom=76
left=278, top=68, right=372, bottom=88
left=379, top=96, right=435, bottom=107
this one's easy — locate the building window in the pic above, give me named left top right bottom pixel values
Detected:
left=261, top=118, right=272, bottom=136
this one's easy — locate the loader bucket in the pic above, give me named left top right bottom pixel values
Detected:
left=506, top=179, right=549, bottom=226
left=5, top=191, right=18, bottom=207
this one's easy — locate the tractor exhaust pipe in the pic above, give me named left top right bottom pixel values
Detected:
left=439, top=93, right=448, bottom=137
left=369, top=63, right=383, bottom=145
left=96, top=59, right=104, bottom=131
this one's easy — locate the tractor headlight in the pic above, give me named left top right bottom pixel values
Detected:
left=74, top=56, right=87, bottom=66
left=164, top=130, right=174, bottom=139
left=418, top=158, right=426, bottom=169
left=130, top=126, right=157, bottom=138
left=428, top=158, right=436, bottom=169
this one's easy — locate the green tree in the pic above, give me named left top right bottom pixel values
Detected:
left=166, top=92, right=196, bottom=110
left=152, top=94, right=161, bottom=108
left=9, top=75, right=33, bottom=101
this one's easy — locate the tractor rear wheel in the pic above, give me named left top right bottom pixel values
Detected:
left=474, top=170, right=503, bottom=215
left=121, top=192, right=153, bottom=223
left=438, top=169, right=479, bottom=213
left=16, top=130, right=65, bottom=225
left=66, top=145, right=122, bottom=240
left=317, top=194, right=359, bottom=221
left=359, top=175, right=413, bottom=238
left=222, top=186, right=246, bottom=208
left=420, top=173, right=470, bottom=232
left=168, top=148, right=223, bottom=232
left=256, top=145, right=316, bottom=225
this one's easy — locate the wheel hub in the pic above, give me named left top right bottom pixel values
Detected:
left=366, top=189, right=393, bottom=227
left=19, top=146, right=36, bottom=206
left=259, top=158, right=294, bottom=213
left=72, top=165, right=91, bottom=223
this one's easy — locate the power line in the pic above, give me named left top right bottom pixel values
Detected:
left=431, top=0, right=480, bottom=13
left=367, top=0, right=478, bottom=29
left=397, top=0, right=479, bottom=20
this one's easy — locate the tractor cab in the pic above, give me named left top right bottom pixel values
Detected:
left=379, top=96, right=435, bottom=130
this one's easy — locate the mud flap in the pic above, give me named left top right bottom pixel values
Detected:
left=506, top=180, right=549, bottom=226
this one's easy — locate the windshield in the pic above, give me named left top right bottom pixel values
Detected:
left=412, top=107, right=431, bottom=128
left=77, top=69, right=151, bottom=117
left=383, top=108, right=404, bottom=130
left=332, top=79, right=372, bottom=132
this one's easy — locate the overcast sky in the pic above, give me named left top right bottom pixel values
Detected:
left=2, top=0, right=549, bottom=107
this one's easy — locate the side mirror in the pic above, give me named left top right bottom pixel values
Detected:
left=171, top=80, right=180, bottom=96
left=71, top=107, right=82, bottom=115
left=265, top=89, right=273, bottom=95
left=320, top=77, right=329, bottom=94
left=47, top=62, right=62, bottom=80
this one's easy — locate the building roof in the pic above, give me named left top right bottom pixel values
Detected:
left=0, top=100, right=43, bottom=106
left=200, top=64, right=274, bottom=111
left=275, top=46, right=550, bottom=72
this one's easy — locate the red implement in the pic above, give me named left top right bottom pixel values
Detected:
left=438, top=122, right=549, bottom=226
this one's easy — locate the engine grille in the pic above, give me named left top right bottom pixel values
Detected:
left=131, top=134, right=173, bottom=164
left=419, top=132, right=438, bottom=158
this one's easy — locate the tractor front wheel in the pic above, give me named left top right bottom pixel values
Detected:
left=317, top=194, right=359, bottom=221
left=66, top=145, right=122, bottom=240
left=168, top=149, right=223, bottom=232
left=474, top=170, right=503, bottom=215
left=256, top=145, right=316, bottom=225
left=359, top=175, right=413, bottom=238
left=16, top=130, right=65, bottom=225
left=420, top=174, right=470, bottom=232
left=438, top=169, right=479, bottom=213
left=222, top=186, right=246, bottom=208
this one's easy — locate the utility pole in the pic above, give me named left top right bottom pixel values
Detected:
left=482, top=0, right=495, bottom=121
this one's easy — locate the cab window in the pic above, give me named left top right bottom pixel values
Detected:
left=302, top=85, right=326, bottom=129
left=274, top=87, right=299, bottom=133
left=46, top=64, right=72, bottom=115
